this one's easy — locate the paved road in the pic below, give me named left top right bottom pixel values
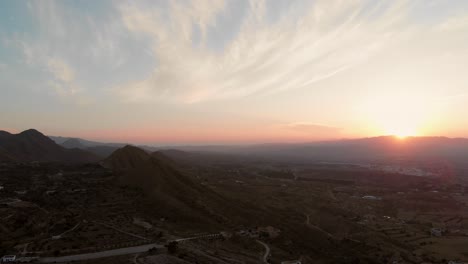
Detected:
left=52, top=222, right=80, bottom=240
left=256, top=240, right=270, bottom=263
left=39, top=243, right=164, bottom=263
left=305, top=214, right=335, bottom=239
left=38, top=233, right=221, bottom=263
left=173, top=233, right=221, bottom=242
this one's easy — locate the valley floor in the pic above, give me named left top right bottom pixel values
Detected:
left=1, top=161, right=468, bottom=263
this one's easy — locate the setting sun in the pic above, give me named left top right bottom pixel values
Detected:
left=386, top=126, right=418, bottom=139
left=383, top=121, right=420, bottom=139
left=390, top=133, right=416, bottom=139
left=357, top=90, right=434, bottom=139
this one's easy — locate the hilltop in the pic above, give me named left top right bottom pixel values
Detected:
left=0, top=129, right=99, bottom=163
left=104, top=145, right=258, bottom=228
left=103, top=145, right=151, bottom=170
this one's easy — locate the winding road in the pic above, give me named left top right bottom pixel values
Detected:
left=256, top=240, right=270, bottom=263
left=39, top=243, right=164, bottom=263
left=52, top=222, right=80, bottom=240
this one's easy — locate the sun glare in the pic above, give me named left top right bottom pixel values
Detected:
left=359, top=91, right=434, bottom=139
left=387, top=127, right=417, bottom=139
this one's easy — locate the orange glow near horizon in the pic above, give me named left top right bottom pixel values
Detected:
left=64, top=124, right=346, bottom=145
left=385, top=125, right=418, bottom=139
left=356, top=90, right=438, bottom=139
left=5, top=123, right=468, bottom=145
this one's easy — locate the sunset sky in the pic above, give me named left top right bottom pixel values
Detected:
left=1, top=0, right=468, bottom=144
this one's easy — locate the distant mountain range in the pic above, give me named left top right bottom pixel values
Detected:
left=0, top=129, right=99, bottom=163
left=49, top=136, right=159, bottom=158
left=47, top=133, right=468, bottom=167
left=49, top=136, right=127, bottom=148
left=166, top=136, right=468, bottom=164
left=3, top=128, right=468, bottom=167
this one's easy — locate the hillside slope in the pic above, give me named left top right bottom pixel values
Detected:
left=105, top=146, right=258, bottom=227
left=0, top=129, right=99, bottom=163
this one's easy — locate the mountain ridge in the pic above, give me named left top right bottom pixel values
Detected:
left=104, top=145, right=256, bottom=227
left=0, top=129, right=100, bottom=163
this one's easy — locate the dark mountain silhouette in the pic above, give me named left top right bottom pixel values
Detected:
left=104, top=145, right=258, bottom=227
left=59, top=138, right=121, bottom=159
left=49, top=136, right=125, bottom=148
left=104, top=146, right=208, bottom=200
left=103, top=145, right=151, bottom=169
left=0, top=129, right=99, bottom=163
left=86, top=145, right=120, bottom=158
left=49, top=136, right=158, bottom=158
left=0, top=147, right=14, bottom=162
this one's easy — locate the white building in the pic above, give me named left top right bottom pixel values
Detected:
left=1, top=255, right=16, bottom=262
left=362, top=195, right=381, bottom=200
left=430, top=228, right=442, bottom=237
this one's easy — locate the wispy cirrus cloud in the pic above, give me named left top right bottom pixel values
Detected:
left=46, top=57, right=80, bottom=97
left=7, top=0, right=148, bottom=103
left=436, top=15, right=468, bottom=31
left=2, top=0, right=468, bottom=141
left=116, top=0, right=413, bottom=103
left=6, top=0, right=468, bottom=106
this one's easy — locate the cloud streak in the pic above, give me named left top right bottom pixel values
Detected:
left=2, top=0, right=468, bottom=142
left=116, top=0, right=413, bottom=103
left=46, top=57, right=79, bottom=97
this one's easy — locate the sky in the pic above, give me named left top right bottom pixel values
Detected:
left=1, top=0, right=468, bottom=144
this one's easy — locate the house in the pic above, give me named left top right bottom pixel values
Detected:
left=46, top=190, right=57, bottom=195
left=14, top=190, right=27, bottom=195
left=1, top=255, right=16, bottom=262
left=362, top=195, right=381, bottom=200
left=237, top=229, right=259, bottom=238
left=220, top=231, right=232, bottom=238
left=430, top=228, right=442, bottom=237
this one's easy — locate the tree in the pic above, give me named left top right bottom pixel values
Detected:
left=166, top=241, right=178, bottom=254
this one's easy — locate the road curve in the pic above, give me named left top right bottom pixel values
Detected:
left=256, top=240, right=270, bottom=263
left=39, top=243, right=164, bottom=263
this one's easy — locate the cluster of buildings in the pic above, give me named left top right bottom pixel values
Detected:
left=1, top=255, right=16, bottom=263
left=237, top=226, right=281, bottom=239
